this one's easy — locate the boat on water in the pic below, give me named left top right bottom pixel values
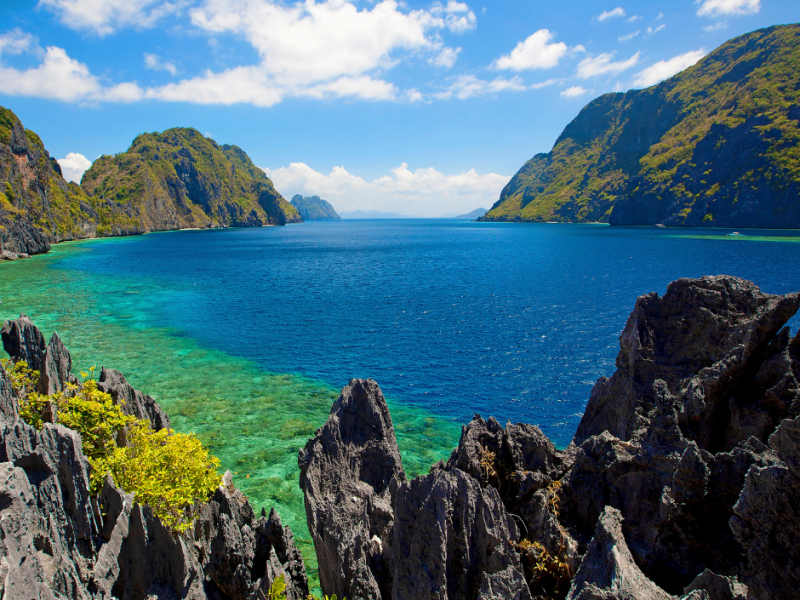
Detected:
left=727, top=231, right=745, bottom=236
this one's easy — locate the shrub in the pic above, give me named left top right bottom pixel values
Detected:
left=2, top=360, right=220, bottom=534
left=97, top=420, right=220, bottom=533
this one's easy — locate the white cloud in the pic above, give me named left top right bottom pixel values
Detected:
left=696, top=0, right=759, bottom=17
left=627, top=15, right=642, bottom=22
left=430, top=46, right=460, bottom=68
left=561, top=86, right=589, bottom=98
left=494, top=29, right=568, bottom=71
left=704, top=21, right=729, bottom=31
left=633, top=48, right=707, bottom=87
left=434, top=75, right=526, bottom=100
left=646, top=23, right=665, bottom=35
left=57, top=152, right=92, bottom=183
left=577, top=51, right=639, bottom=78
left=144, top=52, right=178, bottom=75
left=164, top=0, right=474, bottom=105
left=263, top=162, right=510, bottom=217
left=619, top=30, right=640, bottom=41
left=530, top=78, right=561, bottom=89
left=37, top=0, right=185, bottom=36
left=0, top=40, right=143, bottom=103
left=0, top=28, right=38, bottom=56
left=597, top=7, right=626, bottom=21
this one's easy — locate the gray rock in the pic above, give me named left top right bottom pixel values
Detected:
left=730, top=416, right=800, bottom=599
left=391, top=467, right=531, bottom=600
left=683, top=569, right=748, bottom=600
left=566, top=506, right=674, bottom=600
left=98, top=367, right=171, bottom=430
left=1, top=313, right=46, bottom=371
left=575, top=276, right=800, bottom=451
left=299, top=378, right=405, bottom=600
left=38, top=332, right=77, bottom=395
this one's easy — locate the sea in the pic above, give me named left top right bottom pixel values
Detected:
left=1, top=219, right=799, bottom=578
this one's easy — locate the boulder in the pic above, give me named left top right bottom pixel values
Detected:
left=1, top=313, right=46, bottom=371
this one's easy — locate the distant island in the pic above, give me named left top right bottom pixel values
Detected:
left=481, top=24, right=800, bottom=228
left=0, top=107, right=300, bottom=259
left=290, top=195, right=340, bottom=221
left=339, top=210, right=421, bottom=219
left=453, top=207, right=487, bottom=219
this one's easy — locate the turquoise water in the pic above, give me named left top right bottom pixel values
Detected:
left=1, top=221, right=799, bottom=580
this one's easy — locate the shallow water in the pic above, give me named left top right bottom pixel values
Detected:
left=1, top=220, right=799, bottom=582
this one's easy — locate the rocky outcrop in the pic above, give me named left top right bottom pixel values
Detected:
left=290, top=195, right=341, bottom=221
left=97, top=368, right=170, bottom=431
left=299, top=378, right=405, bottom=600
left=0, top=316, right=308, bottom=599
left=300, top=275, right=798, bottom=600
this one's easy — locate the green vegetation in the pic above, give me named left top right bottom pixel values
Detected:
left=290, top=195, right=340, bottom=221
left=2, top=359, right=220, bottom=534
left=482, top=24, right=800, bottom=227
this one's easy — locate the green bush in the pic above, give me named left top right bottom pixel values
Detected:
left=2, top=360, right=220, bottom=534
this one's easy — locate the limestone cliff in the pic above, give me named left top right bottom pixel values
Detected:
left=290, top=195, right=341, bottom=221
left=481, top=24, right=800, bottom=227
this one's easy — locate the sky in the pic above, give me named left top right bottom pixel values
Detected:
left=1, top=0, right=798, bottom=216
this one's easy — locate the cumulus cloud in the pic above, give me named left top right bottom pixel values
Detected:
left=144, top=52, right=178, bottom=75
left=494, top=29, right=568, bottom=71
left=577, top=51, right=639, bottom=78
left=38, top=0, right=185, bottom=36
left=633, top=49, right=707, bottom=87
left=156, top=0, right=474, bottom=105
left=434, top=75, right=526, bottom=100
left=696, top=0, right=760, bottom=17
left=561, top=86, right=589, bottom=98
left=597, top=7, right=626, bottom=21
left=264, top=162, right=510, bottom=217
left=57, top=152, right=93, bottom=183
left=0, top=36, right=143, bottom=103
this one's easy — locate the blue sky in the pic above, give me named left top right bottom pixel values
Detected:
left=1, top=0, right=798, bottom=216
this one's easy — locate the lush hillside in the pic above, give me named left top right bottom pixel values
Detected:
left=481, top=24, right=800, bottom=227
left=290, top=194, right=340, bottom=220
left=0, top=106, right=117, bottom=255
left=82, top=128, right=301, bottom=230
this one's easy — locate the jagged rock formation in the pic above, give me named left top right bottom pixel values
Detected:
left=0, top=315, right=308, bottom=599
left=300, top=275, right=800, bottom=600
left=0, top=106, right=301, bottom=259
left=481, top=24, right=800, bottom=227
left=290, top=195, right=340, bottom=221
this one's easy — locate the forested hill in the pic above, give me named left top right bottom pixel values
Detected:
left=81, top=128, right=301, bottom=230
left=481, top=24, right=800, bottom=228
left=0, top=109, right=301, bottom=257
left=290, top=195, right=341, bottom=220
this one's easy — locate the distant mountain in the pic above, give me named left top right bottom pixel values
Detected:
left=481, top=24, right=800, bottom=228
left=82, top=128, right=301, bottom=230
left=291, top=195, right=340, bottom=220
left=454, top=208, right=487, bottom=219
left=339, top=210, right=421, bottom=219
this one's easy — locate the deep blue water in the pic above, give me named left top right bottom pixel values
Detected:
left=57, top=220, right=800, bottom=447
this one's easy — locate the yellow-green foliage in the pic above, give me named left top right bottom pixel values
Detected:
left=2, top=360, right=220, bottom=534
left=98, top=420, right=220, bottom=533
left=265, top=575, right=286, bottom=600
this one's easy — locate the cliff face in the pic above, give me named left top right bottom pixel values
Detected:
left=482, top=24, right=800, bottom=227
left=0, top=108, right=302, bottom=258
left=300, top=275, right=800, bottom=600
left=81, top=128, right=301, bottom=231
left=290, top=195, right=341, bottom=221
